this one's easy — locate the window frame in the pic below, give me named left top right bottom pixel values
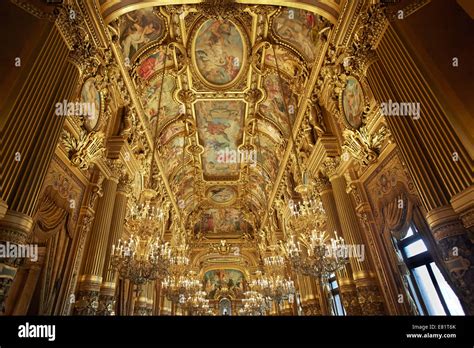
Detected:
left=398, top=225, right=453, bottom=315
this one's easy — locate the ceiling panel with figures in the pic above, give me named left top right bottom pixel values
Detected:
left=109, top=1, right=330, bottom=239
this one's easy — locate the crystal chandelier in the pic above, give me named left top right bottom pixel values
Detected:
left=239, top=290, right=268, bottom=316
left=162, top=271, right=202, bottom=305
left=280, top=229, right=348, bottom=279
left=185, top=290, right=211, bottom=315
left=111, top=233, right=171, bottom=287
left=249, top=270, right=295, bottom=305
left=110, top=188, right=171, bottom=290
left=161, top=243, right=201, bottom=304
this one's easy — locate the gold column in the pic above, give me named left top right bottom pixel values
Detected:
left=324, top=167, right=385, bottom=315
left=62, top=172, right=103, bottom=315
left=74, top=164, right=120, bottom=315
left=367, top=24, right=474, bottom=313
left=0, top=25, right=79, bottom=313
left=300, top=275, right=322, bottom=315
left=315, top=177, right=362, bottom=315
left=98, top=175, right=130, bottom=315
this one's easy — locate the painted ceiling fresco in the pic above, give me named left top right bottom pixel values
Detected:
left=258, top=73, right=297, bottom=134
left=195, top=100, right=246, bottom=179
left=193, top=19, right=245, bottom=86
left=119, top=8, right=165, bottom=61
left=114, top=4, right=322, bottom=237
left=141, top=74, right=181, bottom=133
left=272, top=7, right=321, bottom=61
left=137, top=48, right=175, bottom=81
left=194, top=208, right=250, bottom=236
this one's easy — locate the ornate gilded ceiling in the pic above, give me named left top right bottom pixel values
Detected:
left=105, top=2, right=335, bottom=240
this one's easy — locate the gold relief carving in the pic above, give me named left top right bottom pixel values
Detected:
left=55, top=3, right=101, bottom=76
left=118, top=174, right=133, bottom=195
left=73, top=289, right=100, bottom=316
left=431, top=218, right=468, bottom=243
left=342, top=125, right=389, bottom=168
left=322, top=157, right=340, bottom=178
left=88, top=175, right=104, bottom=210
left=346, top=181, right=363, bottom=206
left=177, top=89, right=196, bottom=104
left=107, top=159, right=125, bottom=180
left=244, top=89, right=263, bottom=104
left=301, top=302, right=322, bottom=316
left=198, top=0, right=246, bottom=20
left=62, top=129, right=106, bottom=171
left=356, top=284, right=385, bottom=315
left=0, top=212, right=34, bottom=246
left=314, top=176, right=332, bottom=194
left=460, top=209, right=474, bottom=230
left=339, top=286, right=362, bottom=315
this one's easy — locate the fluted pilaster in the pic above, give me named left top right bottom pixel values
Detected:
left=98, top=175, right=130, bottom=315
left=329, top=173, right=385, bottom=315
left=367, top=24, right=474, bottom=314
left=75, top=175, right=118, bottom=315
left=0, top=24, right=79, bottom=314
left=315, top=177, right=362, bottom=315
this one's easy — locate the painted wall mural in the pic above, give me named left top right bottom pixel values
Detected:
left=137, top=48, right=174, bottom=80
left=195, top=101, right=245, bottom=178
left=204, top=269, right=246, bottom=299
left=194, top=208, right=247, bottom=235
left=119, top=8, right=165, bottom=61
left=264, top=45, right=300, bottom=78
left=259, top=73, right=296, bottom=133
left=161, top=136, right=185, bottom=177
left=141, top=75, right=180, bottom=131
left=256, top=135, right=279, bottom=180
left=159, top=120, right=186, bottom=145
left=193, top=19, right=245, bottom=86
left=273, top=7, right=319, bottom=61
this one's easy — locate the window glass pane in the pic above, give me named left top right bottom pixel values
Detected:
left=401, top=226, right=414, bottom=240
left=404, top=239, right=428, bottom=258
left=330, top=280, right=338, bottom=289
left=413, top=265, right=445, bottom=315
left=430, top=262, right=465, bottom=315
left=334, top=294, right=345, bottom=316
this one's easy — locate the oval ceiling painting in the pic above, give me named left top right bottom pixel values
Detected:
left=193, top=19, right=245, bottom=88
left=207, top=186, right=237, bottom=205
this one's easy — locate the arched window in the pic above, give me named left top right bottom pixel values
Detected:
left=395, top=224, right=464, bottom=315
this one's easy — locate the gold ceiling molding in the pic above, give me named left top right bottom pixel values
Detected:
left=100, top=0, right=341, bottom=24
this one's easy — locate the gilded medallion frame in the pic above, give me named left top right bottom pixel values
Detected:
left=338, top=75, right=366, bottom=130
left=189, top=16, right=250, bottom=91
left=80, top=77, right=105, bottom=133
